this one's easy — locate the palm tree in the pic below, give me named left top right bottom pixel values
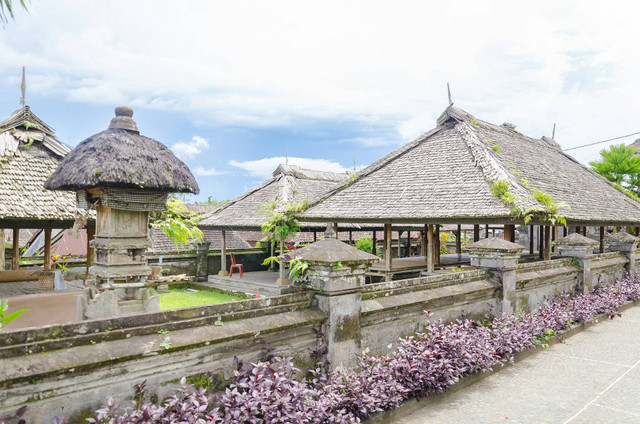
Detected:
left=1, top=0, right=28, bottom=26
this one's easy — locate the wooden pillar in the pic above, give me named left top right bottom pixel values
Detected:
left=313, top=231, right=317, bottom=242
left=529, top=225, right=534, bottom=255
left=218, top=230, right=228, bottom=276
left=403, top=230, right=409, bottom=257
left=44, top=228, right=52, bottom=270
left=456, top=224, right=462, bottom=255
left=0, top=229, right=4, bottom=271
left=539, top=225, right=544, bottom=259
left=85, top=227, right=94, bottom=279
left=11, top=228, right=19, bottom=270
left=473, top=224, right=480, bottom=242
left=333, top=222, right=338, bottom=234
left=544, top=226, right=551, bottom=260
left=485, top=224, right=489, bottom=238
left=582, top=226, right=587, bottom=236
left=599, top=226, right=605, bottom=254
left=420, top=228, right=427, bottom=257
left=349, top=230, right=353, bottom=246
left=427, top=224, right=435, bottom=273
left=372, top=230, right=377, bottom=256
left=504, top=224, right=515, bottom=243
left=552, top=226, right=558, bottom=253
left=384, top=224, right=393, bottom=278
left=563, top=226, right=568, bottom=237
left=435, top=225, right=441, bottom=264
left=397, top=231, right=402, bottom=257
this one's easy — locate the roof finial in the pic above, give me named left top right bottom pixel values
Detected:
left=551, top=123, right=556, bottom=139
left=447, top=82, right=453, bottom=106
left=19, top=66, right=26, bottom=107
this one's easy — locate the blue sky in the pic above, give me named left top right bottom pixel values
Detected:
left=1, top=1, right=640, bottom=202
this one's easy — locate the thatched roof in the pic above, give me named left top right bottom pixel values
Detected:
left=148, top=227, right=250, bottom=254
left=45, top=106, right=199, bottom=194
left=199, top=164, right=352, bottom=230
left=302, top=106, right=640, bottom=226
left=0, top=106, right=79, bottom=224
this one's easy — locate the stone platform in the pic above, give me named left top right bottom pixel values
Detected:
left=204, top=270, right=297, bottom=297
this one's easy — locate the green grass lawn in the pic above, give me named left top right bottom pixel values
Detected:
left=159, top=288, right=246, bottom=311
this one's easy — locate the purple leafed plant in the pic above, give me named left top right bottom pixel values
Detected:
left=54, top=275, right=640, bottom=424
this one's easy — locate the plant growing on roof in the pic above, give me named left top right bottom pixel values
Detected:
left=150, top=197, right=204, bottom=251
left=490, top=180, right=568, bottom=226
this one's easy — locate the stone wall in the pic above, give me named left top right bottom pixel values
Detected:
left=591, top=252, right=628, bottom=287
left=0, top=293, right=320, bottom=424
left=515, top=258, right=579, bottom=312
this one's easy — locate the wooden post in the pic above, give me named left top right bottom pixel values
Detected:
left=599, top=226, right=605, bottom=254
left=529, top=225, right=534, bottom=255
left=218, top=230, right=228, bottom=276
left=504, top=224, right=514, bottom=243
left=405, top=230, right=411, bottom=257
left=473, top=224, right=480, bottom=242
left=44, top=228, right=52, bottom=270
left=313, top=231, right=317, bottom=242
left=420, top=226, right=427, bottom=258
left=435, top=225, right=441, bottom=264
left=563, top=226, right=568, bottom=237
left=539, top=225, right=544, bottom=259
left=582, top=226, right=587, bottom=236
left=397, top=231, right=402, bottom=257
left=349, top=230, right=353, bottom=245
left=333, top=222, right=338, bottom=234
left=552, top=226, right=557, bottom=253
left=456, top=224, right=462, bottom=255
left=372, top=230, right=377, bottom=256
left=11, top=228, right=19, bottom=270
left=485, top=224, right=489, bottom=238
left=85, top=227, right=95, bottom=280
left=427, top=224, right=435, bottom=273
left=544, top=226, right=551, bottom=260
left=384, top=224, right=393, bottom=279
left=0, top=229, right=4, bottom=271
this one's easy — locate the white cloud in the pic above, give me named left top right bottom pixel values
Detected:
left=229, top=156, right=351, bottom=179
left=2, top=1, right=640, bottom=163
left=192, top=166, right=225, bottom=176
left=171, top=136, right=209, bottom=159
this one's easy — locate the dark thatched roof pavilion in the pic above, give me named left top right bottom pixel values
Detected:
left=45, top=106, right=198, bottom=194
left=300, top=105, right=640, bottom=276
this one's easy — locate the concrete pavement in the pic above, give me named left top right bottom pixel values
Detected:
left=397, top=304, right=640, bottom=424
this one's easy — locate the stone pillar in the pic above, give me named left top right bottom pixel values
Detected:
left=555, top=233, right=598, bottom=293
left=292, top=225, right=379, bottom=369
left=607, top=232, right=639, bottom=277
left=464, top=237, right=524, bottom=315
left=195, top=241, right=211, bottom=282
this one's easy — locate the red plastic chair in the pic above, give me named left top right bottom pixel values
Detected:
left=229, top=253, right=243, bottom=278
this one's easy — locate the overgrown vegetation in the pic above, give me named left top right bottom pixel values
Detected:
left=58, top=276, right=640, bottom=423
left=489, top=179, right=568, bottom=225
left=150, top=198, right=203, bottom=251
left=355, top=237, right=380, bottom=256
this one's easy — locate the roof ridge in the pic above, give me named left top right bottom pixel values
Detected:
left=200, top=175, right=281, bottom=221
left=454, top=120, right=542, bottom=211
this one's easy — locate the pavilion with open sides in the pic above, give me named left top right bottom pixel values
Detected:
left=0, top=71, right=92, bottom=288
left=300, top=105, right=640, bottom=280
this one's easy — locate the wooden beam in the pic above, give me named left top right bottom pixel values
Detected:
left=485, top=224, right=489, bottom=238
left=333, top=222, right=338, bottom=234
left=85, top=227, right=94, bottom=280
left=384, top=223, right=392, bottom=277
left=529, top=225, right=534, bottom=255
left=372, top=230, right=377, bottom=256
left=435, top=225, right=441, bottom=264
left=11, top=228, right=19, bottom=270
left=43, top=228, right=52, bottom=270
left=544, top=226, right=551, bottom=260
left=349, top=230, right=353, bottom=245
left=599, top=226, right=605, bottom=254
left=582, top=226, right=587, bottom=236
left=473, top=224, right=480, bottom=242
left=539, top=225, right=544, bottom=259
left=0, top=229, right=4, bottom=271
left=427, top=224, right=435, bottom=273
left=397, top=231, right=402, bottom=257
left=313, top=231, right=317, bottom=242
left=456, top=224, right=462, bottom=255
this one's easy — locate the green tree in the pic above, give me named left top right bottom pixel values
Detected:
left=1, top=0, right=27, bottom=25
left=151, top=198, right=204, bottom=251
left=195, top=195, right=228, bottom=207
left=590, top=144, right=640, bottom=195
left=259, top=199, right=309, bottom=284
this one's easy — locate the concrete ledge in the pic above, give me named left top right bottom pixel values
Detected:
left=367, top=298, right=640, bottom=424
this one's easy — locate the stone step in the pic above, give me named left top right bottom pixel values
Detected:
left=203, top=279, right=296, bottom=297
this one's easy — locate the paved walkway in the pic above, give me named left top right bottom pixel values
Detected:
left=398, top=304, right=640, bottom=424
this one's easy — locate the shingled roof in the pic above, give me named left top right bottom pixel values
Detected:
left=301, top=106, right=640, bottom=226
left=0, top=106, right=78, bottom=225
left=148, top=227, right=250, bottom=253
left=199, top=164, right=353, bottom=230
